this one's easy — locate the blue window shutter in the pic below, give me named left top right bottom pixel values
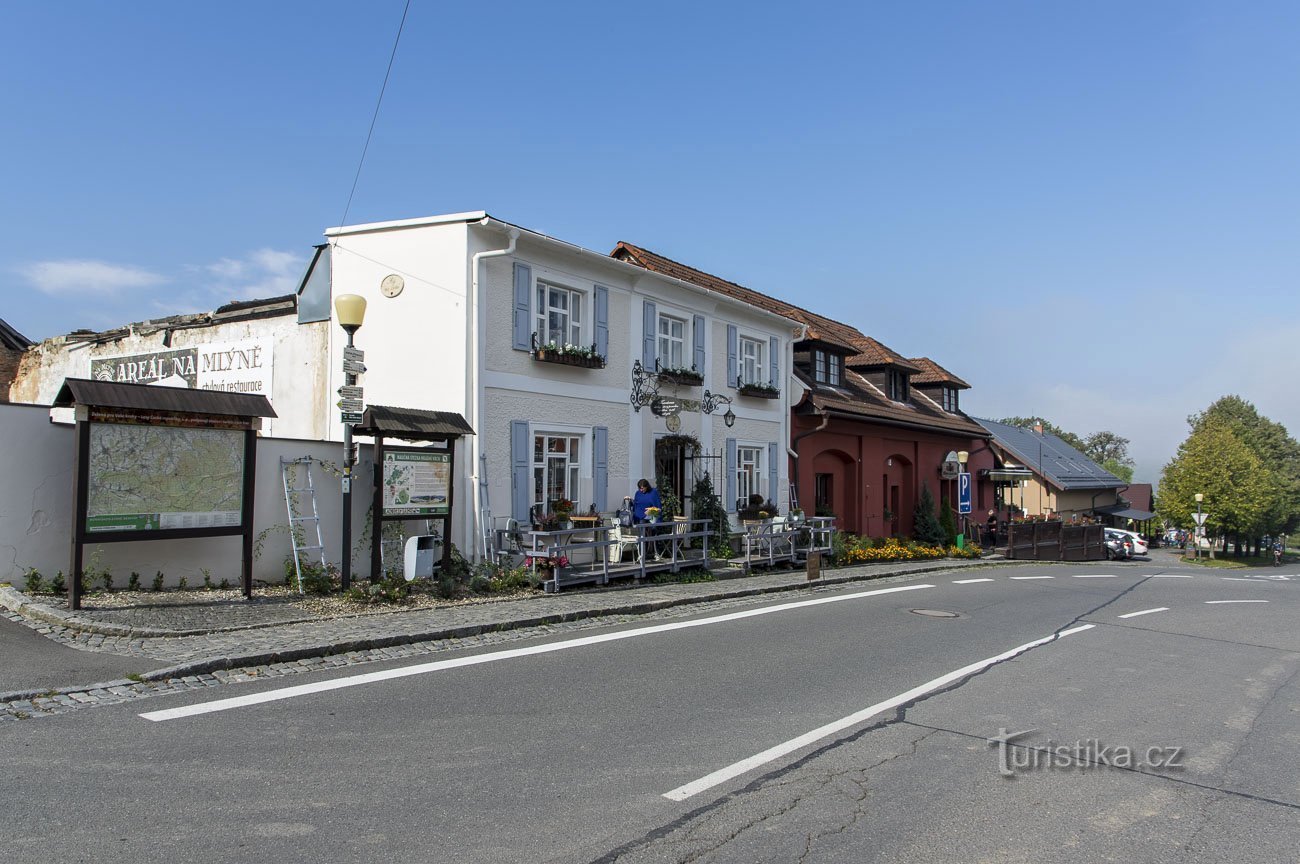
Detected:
left=510, top=420, right=531, bottom=521
left=768, top=441, right=778, bottom=504
left=693, top=315, right=706, bottom=371
left=726, top=325, right=738, bottom=388
left=725, top=437, right=738, bottom=512
left=769, top=336, right=779, bottom=388
left=642, top=300, right=657, bottom=368
left=513, top=263, right=532, bottom=351
left=594, top=285, right=609, bottom=358
left=593, top=426, right=608, bottom=512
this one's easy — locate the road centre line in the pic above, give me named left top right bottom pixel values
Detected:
left=1118, top=607, right=1169, bottom=619
left=139, top=583, right=935, bottom=722
left=1149, top=574, right=1192, bottom=578
left=953, top=578, right=994, bottom=584
left=662, top=624, right=1097, bottom=802
left=1010, top=576, right=1054, bottom=580
left=1073, top=574, right=1117, bottom=578
left=1205, top=600, right=1269, bottom=604
left=1221, top=577, right=1264, bottom=581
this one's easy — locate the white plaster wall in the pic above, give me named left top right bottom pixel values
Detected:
left=481, top=388, right=631, bottom=519
left=8, top=316, right=329, bottom=440
left=325, top=221, right=472, bottom=441
left=0, top=402, right=426, bottom=587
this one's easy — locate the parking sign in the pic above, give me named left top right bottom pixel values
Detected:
left=958, top=472, right=972, bottom=514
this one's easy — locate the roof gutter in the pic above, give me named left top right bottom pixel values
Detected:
left=817, top=407, right=993, bottom=440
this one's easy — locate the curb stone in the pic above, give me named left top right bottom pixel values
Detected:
left=0, top=558, right=1021, bottom=706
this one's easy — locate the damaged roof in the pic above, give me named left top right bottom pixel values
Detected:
left=55, top=295, right=296, bottom=346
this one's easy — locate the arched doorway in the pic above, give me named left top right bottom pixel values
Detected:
left=812, top=449, right=857, bottom=532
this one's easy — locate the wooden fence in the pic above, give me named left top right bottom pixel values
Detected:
left=1006, top=521, right=1105, bottom=561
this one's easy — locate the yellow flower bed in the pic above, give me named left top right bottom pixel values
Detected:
left=838, top=537, right=984, bottom=564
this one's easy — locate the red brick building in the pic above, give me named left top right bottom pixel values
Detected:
left=611, top=243, right=992, bottom=539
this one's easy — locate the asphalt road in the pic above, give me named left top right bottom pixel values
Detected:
left=0, top=614, right=148, bottom=693
left=2, top=559, right=1297, bottom=863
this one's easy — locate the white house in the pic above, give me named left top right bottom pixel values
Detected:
left=4, top=211, right=798, bottom=575
left=323, top=211, right=798, bottom=557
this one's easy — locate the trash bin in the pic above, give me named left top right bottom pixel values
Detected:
left=956, top=535, right=965, bottom=549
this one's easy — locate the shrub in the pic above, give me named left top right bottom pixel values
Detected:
left=23, top=568, right=47, bottom=595
left=151, top=572, right=165, bottom=592
left=938, top=497, right=957, bottom=545
left=51, top=572, right=66, bottom=595
left=127, top=572, right=141, bottom=592
left=913, top=484, right=946, bottom=547
left=691, top=473, right=731, bottom=552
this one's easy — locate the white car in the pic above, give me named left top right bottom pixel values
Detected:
left=1110, top=528, right=1148, bottom=556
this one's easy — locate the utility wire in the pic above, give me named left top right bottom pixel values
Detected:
left=338, top=0, right=412, bottom=229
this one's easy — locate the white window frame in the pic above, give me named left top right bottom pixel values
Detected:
left=829, top=354, right=842, bottom=386
left=657, top=313, right=687, bottom=369
left=532, top=427, right=587, bottom=511
left=736, top=443, right=764, bottom=505
left=942, top=386, right=958, bottom=412
left=739, top=336, right=765, bottom=386
left=813, top=350, right=843, bottom=386
left=535, top=280, right=584, bottom=348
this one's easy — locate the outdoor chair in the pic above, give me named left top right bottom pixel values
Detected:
left=606, top=518, right=642, bottom=563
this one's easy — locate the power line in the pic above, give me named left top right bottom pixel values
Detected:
left=338, top=0, right=412, bottom=229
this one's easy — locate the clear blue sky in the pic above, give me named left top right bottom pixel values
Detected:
left=5, top=1, right=1300, bottom=484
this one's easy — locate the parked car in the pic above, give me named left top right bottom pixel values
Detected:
left=1109, top=528, right=1149, bottom=556
left=1104, top=529, right=1134, bottom=560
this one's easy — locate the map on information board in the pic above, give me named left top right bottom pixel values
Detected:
left=383, top=450, right=450, bottom=516
left=86, top=423, right=245, bottom=532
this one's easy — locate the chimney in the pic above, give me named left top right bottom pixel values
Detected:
left=1033, top=422, right=1044, bottom=435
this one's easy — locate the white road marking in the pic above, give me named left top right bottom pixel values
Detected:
left=139, top=583, right=935, bottom=722
left=1221, top=577, right=1259, bottom=581
left=1010, top=576, right=1054, bottom=580
left=953, top=578, right=994, bottom=584
left=1205, top=600, right=1269, bottom=604
left=1072, top=574, right=1117, bottom=579
left=1117, top=607, right=1169, bottom=619
left=661, top=624, right=1097, bottom=802
left=1149, top=574, right=1193, bottom=578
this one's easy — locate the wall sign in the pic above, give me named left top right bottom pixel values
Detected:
left=90, top=338, right=273, bottom=397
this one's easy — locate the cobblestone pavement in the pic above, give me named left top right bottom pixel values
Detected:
left=1, top=558, right=1013, bottom=720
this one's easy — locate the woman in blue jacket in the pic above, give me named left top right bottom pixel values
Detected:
left=631, top=478, right=662, bottom=523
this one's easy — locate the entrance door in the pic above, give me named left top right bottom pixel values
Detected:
left=655, top=438, right=687, bottom=510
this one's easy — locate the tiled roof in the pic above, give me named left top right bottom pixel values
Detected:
left=908, top=357, right=971, bottom=389
left=53, top=378, right=277, bottom=418
left=798, top=367, right=989, bottom=438
left=1119, top=482, right=1153, bottom=512
left=611, top=242, right=917, bottom=368
left=975, top=418, right=1124, bottom=491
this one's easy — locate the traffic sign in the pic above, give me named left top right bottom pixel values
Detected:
left=957, top=472, right=972, bottom=514
left=337, top=398, right=364, bottom=412
left=337, top=385, right=363, bottom=400
left=342, top=359, right=366, bottom=375
left=341, top=411, right=363, bottom=425
left=343, top=346, right=364, bottom=363
left=1192, top=512, right=1209, bottom=526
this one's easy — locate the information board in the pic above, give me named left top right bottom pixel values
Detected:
left=382, top=449, right=451, bottom=516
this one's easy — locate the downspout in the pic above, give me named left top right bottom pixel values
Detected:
left=470, top=221, right=520, bottom=560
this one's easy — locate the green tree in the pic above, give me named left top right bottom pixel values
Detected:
left=690, top=472, right=731, bottom=553
left=1189, top=396, right=1300, bottom=535
left=1101, top=458, right=1135, bottom=483
left=1158, top=418, right=1272, bottom=543
left=913, top=484, right=946, bottom=546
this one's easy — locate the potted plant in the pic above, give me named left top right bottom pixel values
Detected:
left=644, top=506, right=661, bottom=524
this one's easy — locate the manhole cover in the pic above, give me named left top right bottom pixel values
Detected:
left=910, top=609, right=960, bottom=618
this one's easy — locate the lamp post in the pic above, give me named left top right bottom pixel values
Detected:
left=1194, top=492, right=1204, bottom=560
left=335, top=294, right=367, bottom=590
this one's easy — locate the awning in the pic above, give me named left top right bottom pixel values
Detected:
left=981, top=468, right=1035, bottom=482
left=1094, top=504, right=1156, bottom=521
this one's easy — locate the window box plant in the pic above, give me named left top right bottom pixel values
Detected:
left=737, top=380, right=780, bottom=399
left=532, top=334, right=606, bottom=369
left=658, top=366, right=704, bottom=387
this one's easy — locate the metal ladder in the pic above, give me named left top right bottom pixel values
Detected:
left=479, top=450, right=494, bottom=561
left=281, top=457, right=326, bottom=594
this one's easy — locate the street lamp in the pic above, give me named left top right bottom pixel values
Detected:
left=1194, top=492, right=1204, bottom=560
left=335, top=294, right=367, bottom=590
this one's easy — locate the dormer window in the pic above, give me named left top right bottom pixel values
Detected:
left=941, top=386, right=959, bottom=412
left=813, top=350, right=843, bottom=385
left=887, top=369, right=908, bottom=402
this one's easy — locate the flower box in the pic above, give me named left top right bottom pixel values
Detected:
left=533, top=349, right=606, bottom=369
left=737, top=382, right=780, bottom=399
left=658, top=368, right=704, bottom=387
